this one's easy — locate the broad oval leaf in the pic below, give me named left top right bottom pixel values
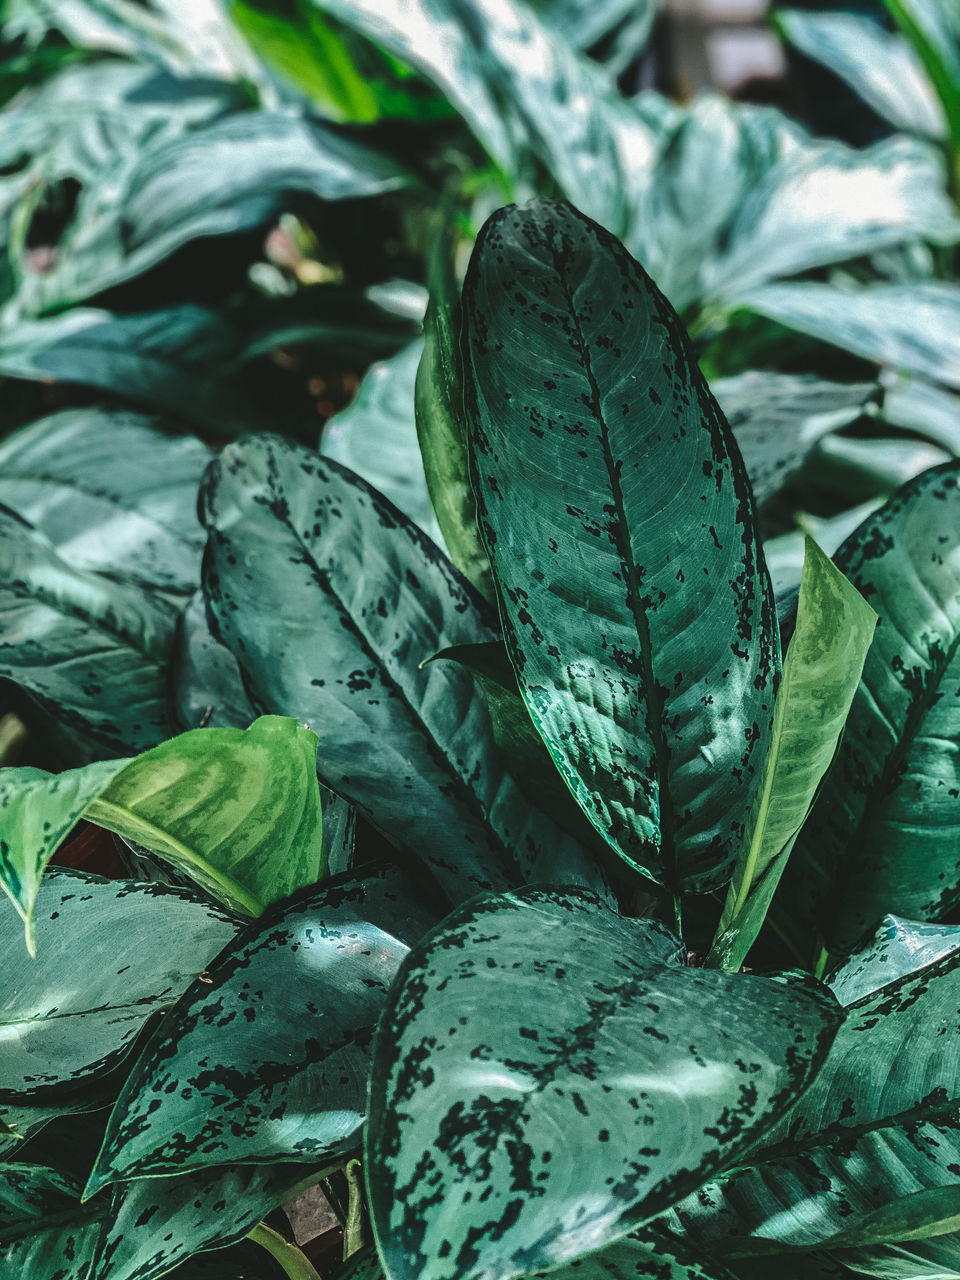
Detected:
left=200, top=434, right=604, bottom=902
left=0, top=408, right=211, bottom=596
left=84, top=865, right=439, bottom=1194
left=463, top=198, right=779, bottom=891
left=0, top=868, right=236, bottom=1097
left=366, top=885, right=841, bottom=1280
left=787, top=463, right=960, bottom=956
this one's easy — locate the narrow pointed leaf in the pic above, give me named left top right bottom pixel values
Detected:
left=706, top=539, right=876, bottom=971
left=366, top=885, right=841, bottom=1280
left=200, top=434, right=603, bottom=902
left=416, top=228, right=495, bottom=601
left=463, top=198, right=779, bottom=891
left=787, top=463, right=960, bottom=955
left=85, top=866, right=438, bottom=1194
left=0, top=869, right=236, bottom=1095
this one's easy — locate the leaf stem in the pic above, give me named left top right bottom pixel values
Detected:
left=248, top=1223, right=323, bottom=1280
left=343, top=1157, right=369, bottom=1260
left=672, top=889, right=684, bottom=944
left=813, top=944, right=830, bottom=981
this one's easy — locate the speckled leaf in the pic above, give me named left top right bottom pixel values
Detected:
left=0, top=505, right=175, bottom=757
left=776, top=9, right=946, bottom=139
left=828, top=913, right=960, bottom=1005
left=0, top=1163, right=81, bottom=1235
left=366, top=885, right=841, bottom=1280
left=0, top=1210, right=103, bottom=1280
left=90, top=1162, right=327, bottom=1280
left=786, top=463, right=960, bottom=956
left=0, top=868, right=235, bottom=1096
left=0, top=409, right=211, bottom=597
left=712, top=373, right=877, bottom=508
left=706, top=540, right=876, bottom=971
left=0, top=306, right=266, bottom=434
left=84, top=715, right=325, bottom=916
left=740, top=282, right=960, bottom=392
left=416, top=230, right=494, bottom=602
left=669, top=915, right=960, bottom=1256
left=321, top=339, right=443, bottom=546
left=85, top=865, right=438, bottom=1193
left=169, top=592, right=259, bottom=734
left=463, top=199, right=779, bottom=892
left=200, top=434, right=603, bottom=902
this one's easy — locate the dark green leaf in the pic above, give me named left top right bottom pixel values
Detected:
left=0, top=868, right=236, bottom=1095
left=787, top=463, right=960, bottom=956
left=712, top=373, right=877, bottom=507
left=200, top=434, right=603, bottom=902
left=366, top=885, right=841, bottom=1280
left=740, top=282, right=960, bottom=392
left=0, top=306, right=266, bottom=433
left=170, top=592, right=259, bottom=734
left=84, top=865, right=438, bottom=1193
left=0, top=504, right=175, bottom=758
left=464, top=198, right=779, bottom=892
left=0, top=408, right=211, bottom=596
left=0, top=1163, right=81, bottom=1235
left=705, top=539, right=876, bottom=972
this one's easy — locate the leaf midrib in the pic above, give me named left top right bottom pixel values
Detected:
left=547, top=232, right=676, bottom=879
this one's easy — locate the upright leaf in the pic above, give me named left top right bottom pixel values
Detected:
left=366, top=885, right=841, bottom=1280
left=787, top=464, right=960, bottom=956
left=85, top=866, right=438, bottom=1194
left=705, top=539, right=876, bottom=971
left=885, top=0, right=960, bottom=159
left=200, top=435, right=604, bottom=903
left=0, top=869, right=236, bottom=1094
left=463, top=199, right=779, bottom=892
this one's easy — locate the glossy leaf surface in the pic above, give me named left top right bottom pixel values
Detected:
left=706, top=539, right=876, bottom=971
left=201, top=434, right=602, bottom=902
left=464, top=199, right=779, bottom=891
left=0, top=869, right=235, bottom=1095
left=367, top=885, right=841, bottom=1280
left=788, top=464, right=960, bottom=955
left=85, top=866, right=438, bottom=1192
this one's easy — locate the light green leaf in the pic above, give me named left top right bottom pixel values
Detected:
left=85, top=865, right=438, bottom=1193
left=321, top=339, right=443, bottom=546
left=416, top=226, right=495, bottom=601
left=200, top=435, right=604, bottom=903
left=706, top=538, right=876, bottom=971
left=740, top=281, right=960, bottom=392
left=366, top=885, right=841, bottom=1280
left=0, top=306, right=267, bottom=433
left=463, top=198, right=779, bottom=892
left=776, top=9, right=946, bottom=139
left=713, top=372, right=877, bottom=507
left=786, top=463, right=960, bottom=957
left=0, top=408, right=211, bottom=596
left=0, top=868, right=236, bottom=1092
left=828, top=913, right=960, bottom=1005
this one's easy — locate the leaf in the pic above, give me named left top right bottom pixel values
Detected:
left=366, top=885, right=841, bottom=1280
left=415, top=223, right=495, bottom=602
left=775, top=9, right=946, bottom=139
left=712, top=373, right=877, bottom=507
left=705, top=539, right=876, bottom=972
left=84, top=865, right=438, bottom=1193
left=669, top=918, right=960, bottom=1257
left=880, top=374, right=960, bottom=455
left=808, top=434, right=951, bottom=504
left=786, top=463, right=960, bottom=957
left=0, top=1163, right=82, bottom=1234
left=321, top=339, right=444, bottom=546
left=828, top=913, right=960, bottom=1005
left=0, top=306, right=267, bottom=433
left=0, top=408, right=211, bottom=596
left=885, top=0, right=960, bottom=157
left=200, top=434, right=603, bottom=903
left=0, top=504, right=176, bottom=758
left=170, top=592, right=259, bottom=734
left=90, top=1163, right=327, bottom=1280
left=84, top=715, right=325, bottom=916
left=739, top=281, right=960, bottom=392
left=463, top=198, right=780, bottom=892
left=0, top=868, right=236, bottom=1094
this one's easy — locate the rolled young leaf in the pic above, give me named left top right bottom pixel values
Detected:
left=463, top=198, right=780, bottom=893
left=366, top=885, right=841, bottom=1280
left=705, top=538, right=876, bottom=972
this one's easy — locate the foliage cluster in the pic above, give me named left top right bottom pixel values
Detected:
left=1, top=2, right=960, bottom=1280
